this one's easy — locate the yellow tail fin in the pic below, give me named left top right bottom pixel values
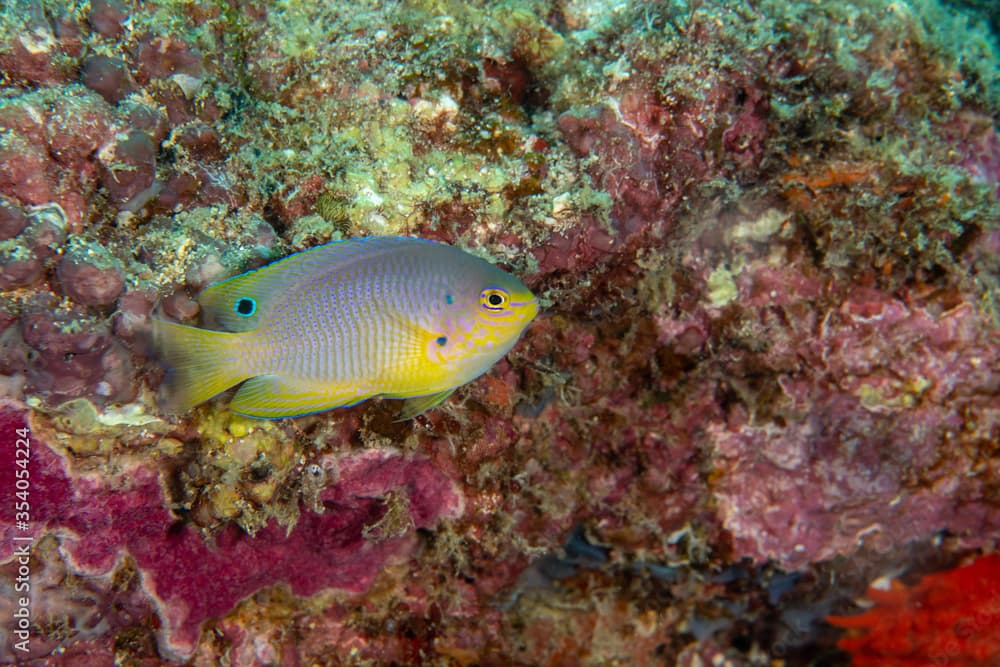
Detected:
left=152, top=319, right=249, bottom=414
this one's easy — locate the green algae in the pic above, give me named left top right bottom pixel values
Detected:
left=15, top=0, right=989, bottom=316
left=63, top=237, right=125, bottom=272
left=706, top=265, right=738, bottom=308
left=0, top=238, right=34, bottom=262
left=1, top=0, right=993, bottom=426
left=47, top=397, right=166, bottom=432
left=28, top=396, right=172, bottom=456
left=126, top=206, right=283, bottom=292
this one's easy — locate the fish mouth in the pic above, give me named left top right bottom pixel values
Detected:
left=513, top=297, right=540, bottom=319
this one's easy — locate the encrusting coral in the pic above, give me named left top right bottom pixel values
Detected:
left=828, top=554, right=1000, bottom=666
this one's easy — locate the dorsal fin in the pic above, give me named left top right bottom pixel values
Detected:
left=198, top=236, right=430, bottom=332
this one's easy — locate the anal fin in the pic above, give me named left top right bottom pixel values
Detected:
left=231, top=375, right=372, bottom=419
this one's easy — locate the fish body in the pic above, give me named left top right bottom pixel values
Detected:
left=153, top=236, right=538, bottom=419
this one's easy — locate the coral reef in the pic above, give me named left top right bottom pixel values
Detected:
left=0, top=400, right=462, bottom=660
left=0, top=0, right=997, bottom=664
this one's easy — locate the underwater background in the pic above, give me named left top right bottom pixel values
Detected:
left=0, top=0, right=998, bottom=664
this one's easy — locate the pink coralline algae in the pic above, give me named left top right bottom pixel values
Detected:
left=80, top=55, right=136, bottom=105
left=0, top=86, right=123, bottom=227
left=942, top=110, right=1000, bottom=197
left=0, top=299, right=134, bottom=405
left=0, top=18, right=237, bottom=228
left=97, top=129, right=158, bottom=209
left=56, top=243, right=125, bottom=307
left=0, top=400, right=462, bottom=660
left=706, top=281, right=1000, bottom=568
left=0, top=196, right=29, bottom=241
left=558, top=80, right=768, bottom=242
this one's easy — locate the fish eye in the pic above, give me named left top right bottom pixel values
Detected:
left=235, top=297, right=256, bottom=317
left=480, top=289, right=509, bottom=311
